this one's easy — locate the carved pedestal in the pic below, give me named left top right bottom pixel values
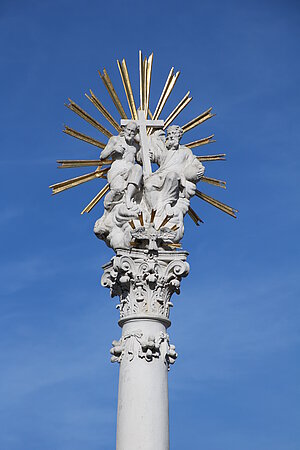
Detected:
left=102, top=248, right=189, bottom=450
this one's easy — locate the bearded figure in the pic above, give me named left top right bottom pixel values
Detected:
left=145, top=125, right=205, bottom=221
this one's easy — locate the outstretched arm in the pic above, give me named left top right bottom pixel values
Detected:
left=100, top=137, right=124, bottom=160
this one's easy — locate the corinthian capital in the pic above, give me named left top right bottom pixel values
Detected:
left=101, top=248, right=190, bottom=320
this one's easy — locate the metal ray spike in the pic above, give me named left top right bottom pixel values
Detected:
left=139, top=50, right=144, bottom=110
left=66, top=99, right=113, bottom=138
left=86, top=90, right=121, bottom=132
left=167, top=243, right=182, bottom=248
left=143, top=57, right=147, bottom=112
left=197, top=154, right=226, bottom=162
left=155, top=71, right=180, bottom=120
left=200, top=176, right=226, bottom=189
left=185, top=135, right=216, bottom=148
left=163, top=91, right=192, bottom=130
left=187, top=207, right=204, bottom=225
left=138, top=212, right=144, bottom=226
left=152, top=67, right=174, bottom=120
left=117, top=59, right=138, bottom=119
left=57, top=159, right=112, bottom=169
left=145, top=53, right=153, bottom=118
left=148, top=68, right=180, bottom=134
left=99, top=69, right=127, bottom=119
left=158, top=215, right=171, bottom=229
left=50, top=171, right=103, bottom=195
left=195, top=190, right=238, bottom=218
left=182, top=108, right=215, bottom=133
left=63, top=126, right=106, bottom=149
left=81, top=183, right=110, bottom=214
left=150, top=209, right=156, bottom=223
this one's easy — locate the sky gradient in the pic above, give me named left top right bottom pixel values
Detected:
left=1, top=0, right=299, bottom=449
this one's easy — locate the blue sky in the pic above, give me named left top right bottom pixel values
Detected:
left=0, top=0, right=299, bottom=449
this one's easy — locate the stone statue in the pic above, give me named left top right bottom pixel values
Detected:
left=94, top=121, right=205, bottom=251
left=145, top=125, right=205, bottom=240
left=50, top=51, right=237, bottom=450
left=99, top=122, right=143, bottom=212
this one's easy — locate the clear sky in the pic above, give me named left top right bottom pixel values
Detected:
left=1, top=0, right=299, bottom=449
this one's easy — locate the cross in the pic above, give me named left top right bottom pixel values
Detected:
left=121, top=110, right=164, bottom=178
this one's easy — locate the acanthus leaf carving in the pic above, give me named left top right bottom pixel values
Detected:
left=101, top=248, right=189, bottom=320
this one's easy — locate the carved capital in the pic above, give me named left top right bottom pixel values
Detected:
left=102, top=248, right=189, bottom=320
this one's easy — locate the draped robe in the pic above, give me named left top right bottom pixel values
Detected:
left=144, top=139, right=205, bottom=213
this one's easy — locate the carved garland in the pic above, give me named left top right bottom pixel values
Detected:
left=110, top=331, right=178, bottom=369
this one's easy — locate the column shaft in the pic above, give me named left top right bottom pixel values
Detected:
left=116, top=319, right=169, bottom=450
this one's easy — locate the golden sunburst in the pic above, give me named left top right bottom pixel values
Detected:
left=50, top=51, right=238, bottom=222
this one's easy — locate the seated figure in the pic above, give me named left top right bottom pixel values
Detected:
left=145, top=125, right=205, bottom=218
left=100, top=121, right=143, bottom=212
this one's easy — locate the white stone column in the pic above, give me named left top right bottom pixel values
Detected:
left=116, top=317, right=170, bottom=450
left=102, top=248, right=189, bottom=450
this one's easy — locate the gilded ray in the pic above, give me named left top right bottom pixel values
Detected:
left=50, top=170, right=107, bottom=195
left=150, top=209, right=156, bottom=223
left=98, top=69, right=127, bottom=119
left=148, top=67, right=180, bottom=134
left=86, top=90, right=121, bottom=132
left=153, top=70, right=180, bottom=121
left=117, top=59, right=138, bottom=119
left=63, top=126, right=106, bottom=149
left=53, top=51, right=238, bottom=221
left=200, top=176, right=226, bottom=189
left=57, top=159, right=112, bottom=169
left=182, top=108, right=215, bottom=133
left=185, top=135, right=216, bottom=148
left=167, top=243, right=182, bottom=248
left=139, top=51, right=152, bottom=114
left=143, top=57, right=147, bottom=112
left=197, top=154, right=226, bottom=162
left=158, top=215, right=171, bottom=229
left=152, top=67, right=174, bottom=119
left=139, top=51, right=144, bottom=110
left=163, top=91, right=192, bottom=130
left=138, top=212, right=144, bottom=226
left=81, top=183, right=109, bottom=214
left=188, top=207, right=204, bottom=225
left=145, top=53, right=153, bottom=117
left=66, top=99, right=113, bottom=138
left=195, top=190, right=238, bottom=218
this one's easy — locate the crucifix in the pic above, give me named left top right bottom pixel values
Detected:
left=121, top=109, right=164, bottom=178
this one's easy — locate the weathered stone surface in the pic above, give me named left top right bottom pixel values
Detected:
left=101, top=248, right=189, bottom=320
left=94, top=121, right=205, bottom=250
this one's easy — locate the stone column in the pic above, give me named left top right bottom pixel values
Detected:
left=102, top=248, right=189, bottom=450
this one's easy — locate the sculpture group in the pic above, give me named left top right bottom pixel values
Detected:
left=50, top=51, right=237, bottom=450
left=94, top=120, right=205, bottom=250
